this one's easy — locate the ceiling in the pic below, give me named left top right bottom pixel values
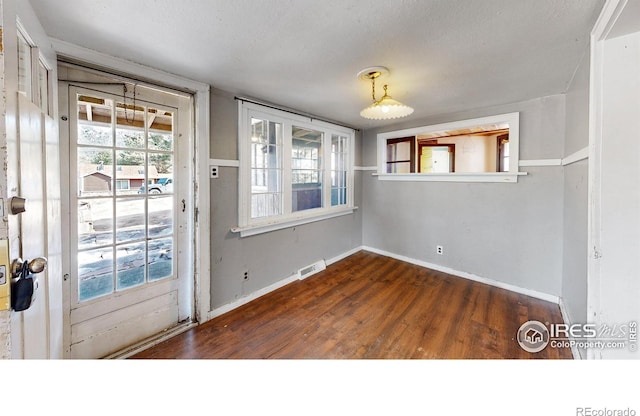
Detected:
left=28, top=0, right=604, bottom=130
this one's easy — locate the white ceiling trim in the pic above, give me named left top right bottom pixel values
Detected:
left=52, top=38, right=210, bottom=94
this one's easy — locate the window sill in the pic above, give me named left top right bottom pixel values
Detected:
left=231, top=206, right=357, bottom=237
left=373, top=172, right=527, bottom=183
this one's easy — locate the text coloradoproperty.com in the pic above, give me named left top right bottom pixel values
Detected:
left=551, top=340, right=627, bottom=349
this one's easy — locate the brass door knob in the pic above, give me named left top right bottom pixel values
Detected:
left=11, top=257, right=48, bottom=278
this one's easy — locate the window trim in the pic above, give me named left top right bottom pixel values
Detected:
left=17, top=20, right=53, bottom=116
left=376, top=112, right=526, bottom=183
left=236, top=101, right=356, bottom=237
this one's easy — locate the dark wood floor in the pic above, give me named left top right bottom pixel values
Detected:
left=132, top=251, right=572, bottom=359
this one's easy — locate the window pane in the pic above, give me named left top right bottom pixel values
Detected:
left=78, top=247, right=114, bottom=301
left=148, top=153, right=174, bottom=194
left=331, top=134, right=348, bottom=206
left=78, top=95, right=114, bottom=146
left=116, top=180, right=130, bottom=190
left=17, top=34, right=32, bottom=98
left=116, top=241, right=146, bottom=290
left=331, top=188, right=347, bottom=206
left=292, top=127, right=322, bottom=212
left=38, top=62, right=49, bottom=114
left=78, top=147, right=114, bottom=197
left=251, top=169, right=281, bottom=193
left=251, top=193, right=282, bottom=218
left=251, top=118, right=282, bottom=218
left=78, top=198, right=113, bottom=250
left=115, top=101, right=145, bottom=140
left=149, top=195, right=173, bottom=238
left=148, top=108, right=174, bottom=151
left=388, top=141, right=411, bottom=162
left=78, top=124, right=112, bottom=147
left=115, top=150, right=145, bottom=195
left=115, top=198, right=146, bottom=243
left=148, top=237, right=173, bottom=282
left=116, top=126, right=145, bottom=149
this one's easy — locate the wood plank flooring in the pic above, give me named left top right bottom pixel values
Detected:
left=132, top=251, right=572, bottom=359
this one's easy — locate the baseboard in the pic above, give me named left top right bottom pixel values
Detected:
left=326, top=246, right=363, bottom=266
left=208, top=246, right=365, bottom=319
left=361, top=246, right=560, bottom=304
left=558, top=298, right=582, bottom=359
left=207, top=244, right=560, bottom=322
left=208, top=272, right=300, bottom=320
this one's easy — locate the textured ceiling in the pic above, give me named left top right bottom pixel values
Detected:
left=28, top=0, right=604, bottom=129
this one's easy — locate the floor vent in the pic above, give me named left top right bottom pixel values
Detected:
left=298, top=260, right=326, bottom=280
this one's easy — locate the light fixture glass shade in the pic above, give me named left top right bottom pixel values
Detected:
left=360, top=95, right=414, bottom=120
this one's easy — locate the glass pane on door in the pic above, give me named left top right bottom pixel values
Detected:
left=17, top=33, right=32, bottom=98
left=75, top=93, right=176, bottom=302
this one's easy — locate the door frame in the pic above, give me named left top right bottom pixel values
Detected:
left=417, top=143, right=455, bottom=173
left=587, top=0, right=639, bottom=359
left=54, top=42, right=211, bottom=357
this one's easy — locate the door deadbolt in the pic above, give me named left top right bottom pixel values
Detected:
left=9, top=197, right=26, bottom=215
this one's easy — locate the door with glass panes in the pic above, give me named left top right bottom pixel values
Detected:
left=67, top=85, right=191, bottom=358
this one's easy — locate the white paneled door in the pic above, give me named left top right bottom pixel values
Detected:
left=8, top=22, right=62, bottom=359
left=66, top=84, right=192, bottom=358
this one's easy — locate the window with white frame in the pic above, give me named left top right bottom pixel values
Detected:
left=115, top=179, right=130, bottom=190
left=17, top=28, right=51, bottom=115
left=237, top=101, right=355, bottom=236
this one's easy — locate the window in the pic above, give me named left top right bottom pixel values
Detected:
left=17, top=33, right=32, bottom=98
left=250, top=117, right=283, bottom=219
left=17, top=29, right=51, bottom=115
left=376, top=112, right=524, bottom=182
left=292, top=127, right=322, bottom=212
left=116, top=180, right=130, bottom=190
left=237, top=101, right=355, bottom=236
left=386, top=137, right=415, bottom=173
left=331, top=134, right=349, bottom=206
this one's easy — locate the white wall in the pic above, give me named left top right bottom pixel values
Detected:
left=597, top=29, right=640, bottom=358
left=434, top=134, right=498, bottom=173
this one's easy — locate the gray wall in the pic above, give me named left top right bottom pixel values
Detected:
left=562, top=47, right=590, bottom=339
left=361, top=95, right=566, bottom=296
left=209, top=88, right=363, bottom=309
left=209, top=76, right=591, bottom=316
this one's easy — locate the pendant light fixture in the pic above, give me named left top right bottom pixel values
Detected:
left=358, top=66, right=413, bottom=120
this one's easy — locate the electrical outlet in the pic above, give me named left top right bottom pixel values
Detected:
left=436, top=245, right=444, bottom=255
left=210, top=165, right=219, bottom=178
left=243, top=271, right=249, bottom=280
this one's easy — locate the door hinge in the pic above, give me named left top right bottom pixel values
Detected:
left=194, top=207, right=199, bottom=224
